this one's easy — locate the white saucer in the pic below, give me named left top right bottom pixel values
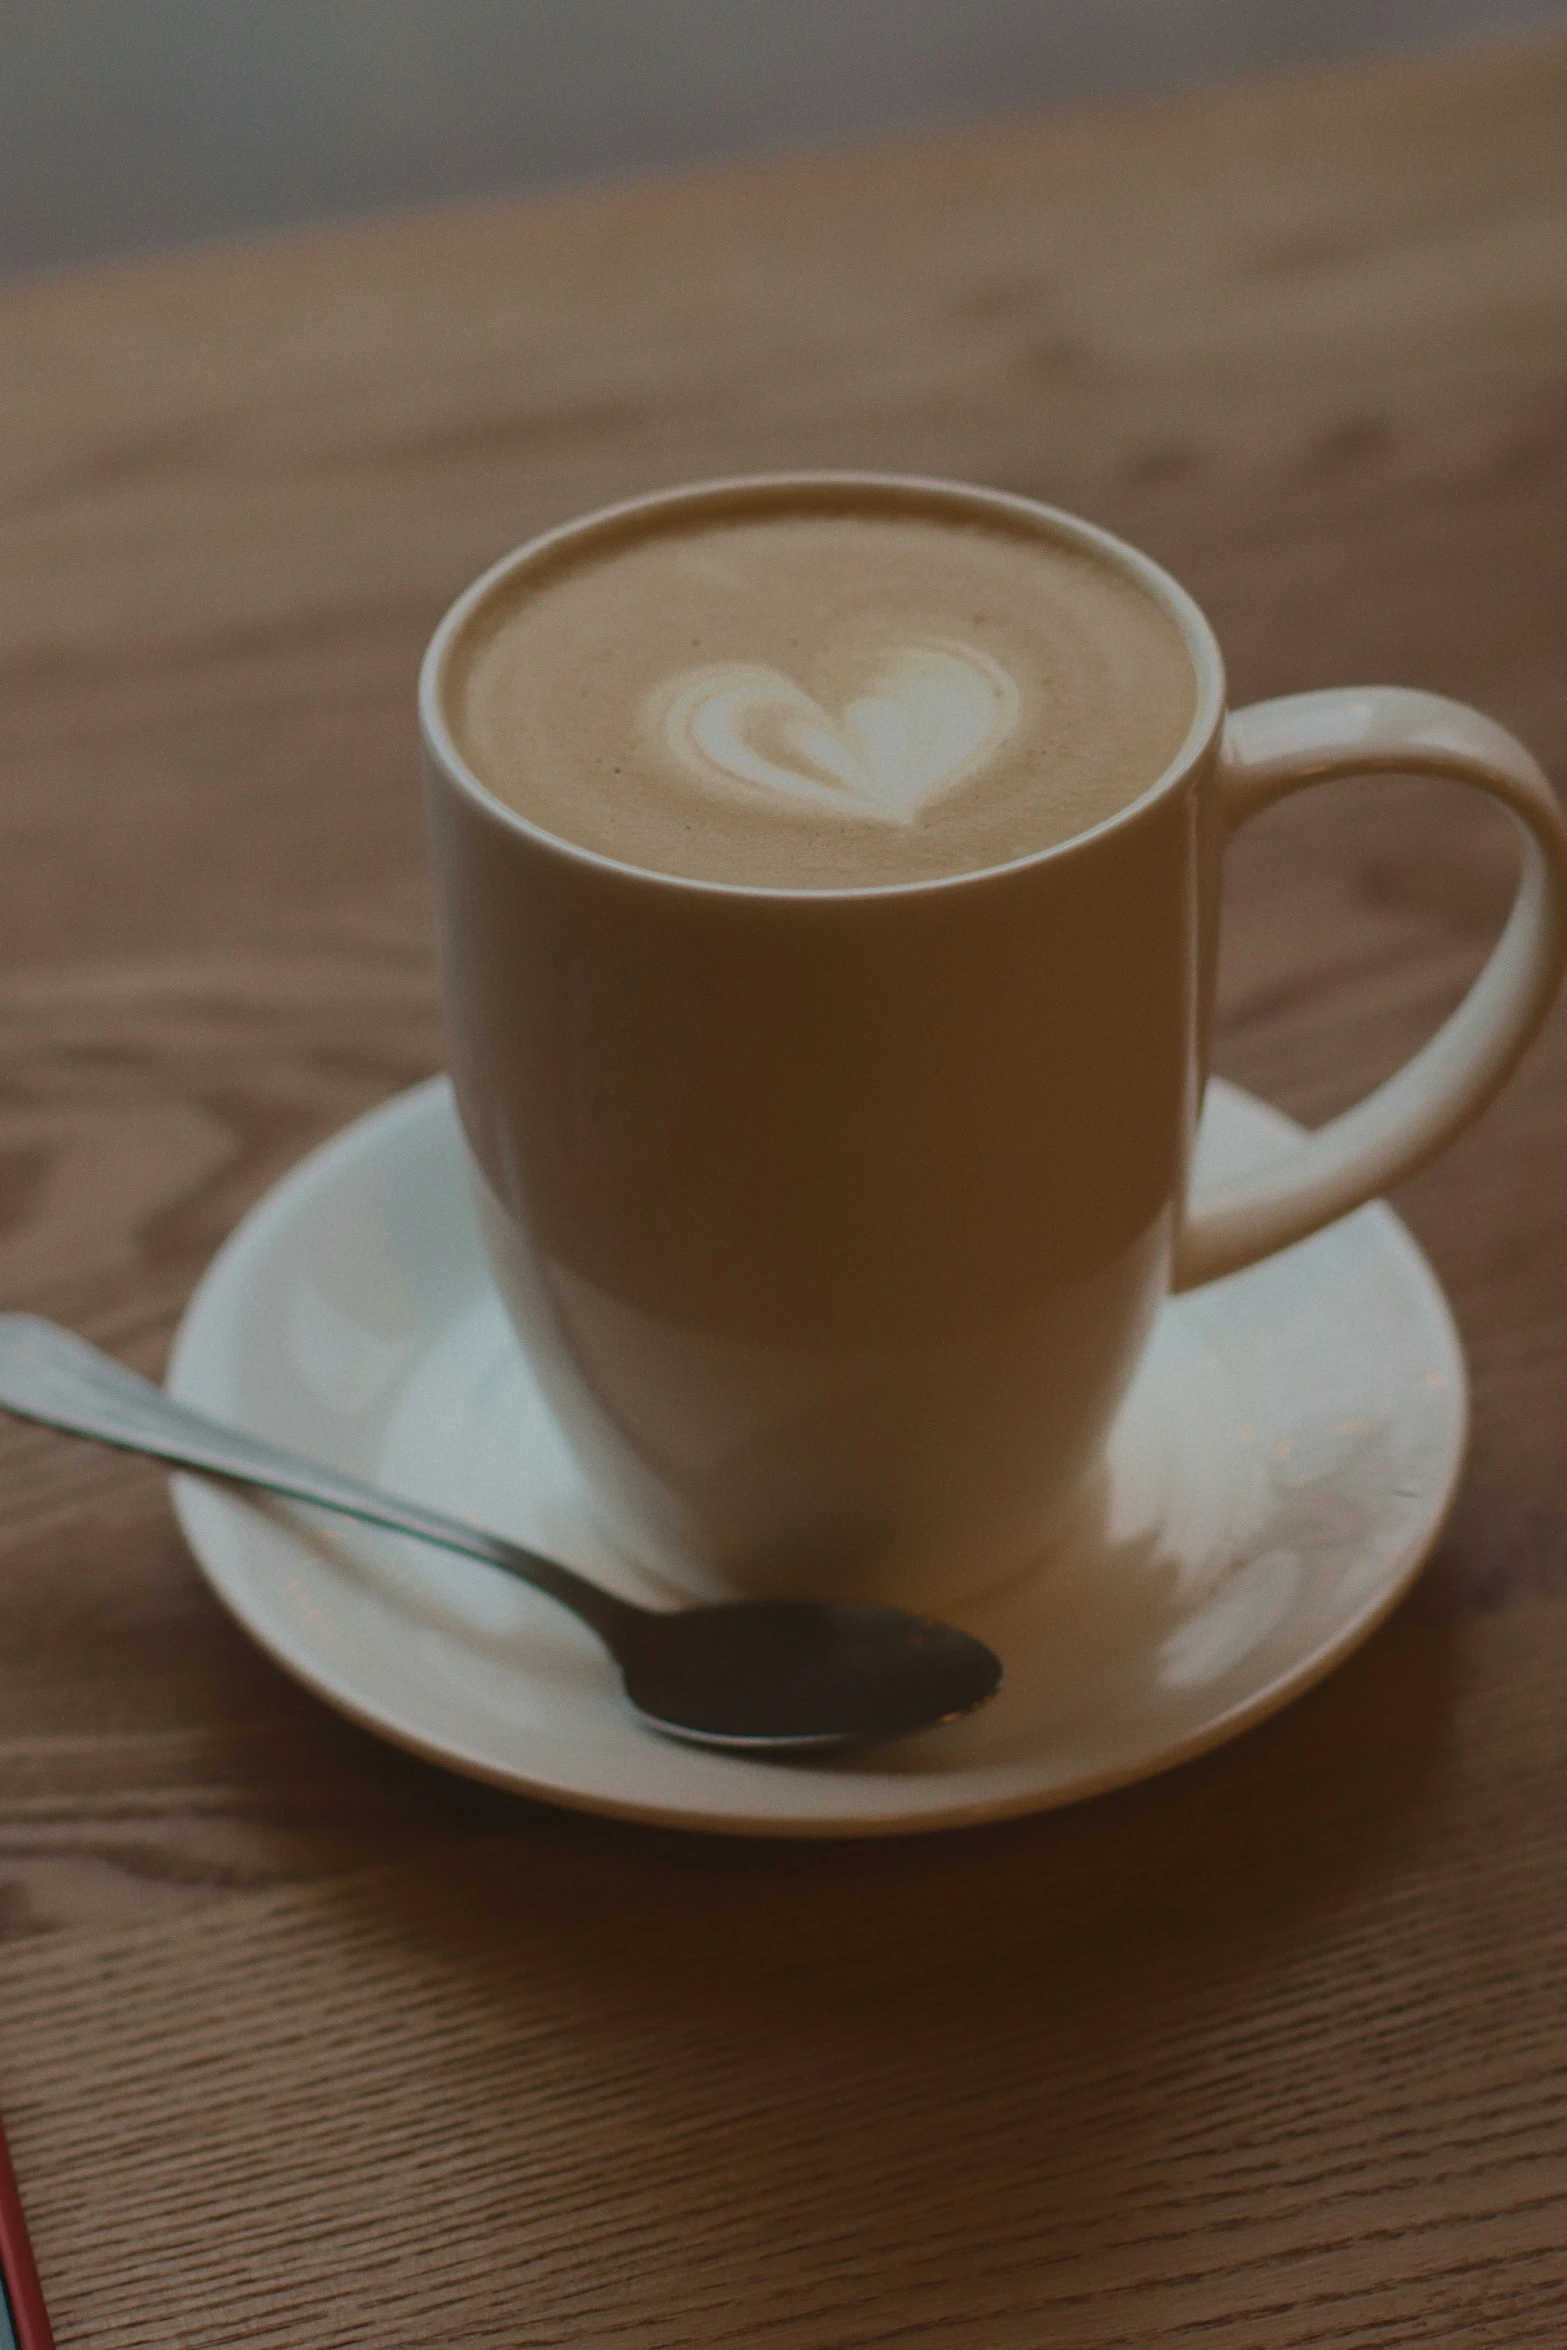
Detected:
left=167, top=1077, right=1466, bottom=1839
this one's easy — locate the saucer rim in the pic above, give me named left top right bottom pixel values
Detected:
left=167, top=1076, right=1468, bottom=1839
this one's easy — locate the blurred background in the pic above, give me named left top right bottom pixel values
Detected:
left=4, top=0, right=1566, bottom=279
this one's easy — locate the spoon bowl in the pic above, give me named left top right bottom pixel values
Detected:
left=616, top=1598, right=1002, bottom=1751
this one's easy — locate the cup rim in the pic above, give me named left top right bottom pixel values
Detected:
left=418, top=471, right=1227, bottom=901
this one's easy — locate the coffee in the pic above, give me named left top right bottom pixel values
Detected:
left=445, top=485, right=1196, bottom=889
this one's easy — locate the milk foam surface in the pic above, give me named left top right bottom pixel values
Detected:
left=446, top=495, right=1196, bottom=888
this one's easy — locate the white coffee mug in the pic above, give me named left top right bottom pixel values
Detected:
left=421, top=476, right=1567, bottom=1607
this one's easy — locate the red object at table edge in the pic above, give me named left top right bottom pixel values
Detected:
left=0, top=2108, right=53, bottom=2350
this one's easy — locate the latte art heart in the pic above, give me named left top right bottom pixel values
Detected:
left=652, top=640, right=1021, bottom=824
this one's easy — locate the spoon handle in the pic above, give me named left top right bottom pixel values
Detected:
left=0, top=1315, right=631, bottom=1639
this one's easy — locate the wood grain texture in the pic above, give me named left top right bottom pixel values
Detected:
left=0, top=1814, right=1563, bottom=2349
left=0, top=34, right=1565, bottom=2343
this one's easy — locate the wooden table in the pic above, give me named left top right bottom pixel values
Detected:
left=2, top=35, right=1566, bottom=2344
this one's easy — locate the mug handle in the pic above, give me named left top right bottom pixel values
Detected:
left=1173, top=686, right=1567, bottom=1292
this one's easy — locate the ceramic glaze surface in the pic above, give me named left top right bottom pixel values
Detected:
left=423, top=477, right=1566, bottom=1608
left=167, top=1077, right=1468, bottom=1839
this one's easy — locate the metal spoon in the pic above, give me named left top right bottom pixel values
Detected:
left=0, top=1316, right=1001, bottom=1755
